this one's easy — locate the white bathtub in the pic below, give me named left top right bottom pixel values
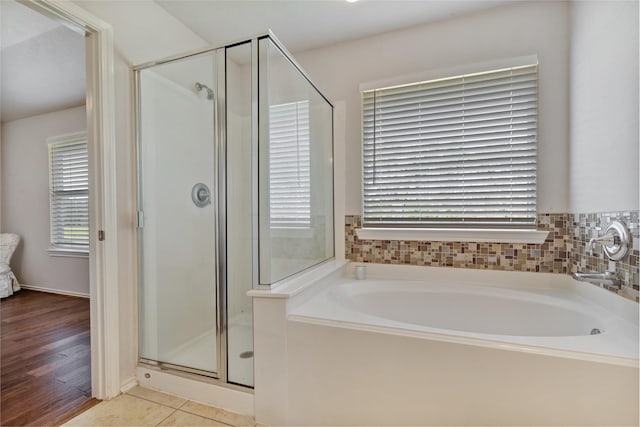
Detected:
left=290, top=266, right=639, bottom=367
left=333, top=281, right=602, bottom=336
left=251, top=261, right=639, bottom=426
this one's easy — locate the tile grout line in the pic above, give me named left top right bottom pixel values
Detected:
left=125, top=390, right=188, bottom=410
left=154, top=407, right=178, bottom=427
left=123, top=393, right=180, bottom=426
left=126, top=392, right=240, bottom=427
left=177, top=403, right=238, bottom=427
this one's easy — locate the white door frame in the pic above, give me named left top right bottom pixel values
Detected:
left=23, top=0, right=121, bottom=400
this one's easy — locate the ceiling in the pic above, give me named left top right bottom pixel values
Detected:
left=0, top=0, right=511, bottom=123
left=157, top=0, right=512, bottom=53
left=1, top=0, right=61, bottom=50
left=0, top=0, right=86, bottom=123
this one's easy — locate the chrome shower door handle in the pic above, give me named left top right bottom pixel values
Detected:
left=192, top=183, right=211, bottom=207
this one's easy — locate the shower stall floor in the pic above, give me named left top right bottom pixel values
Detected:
left=161, top=312, right=253, bottom=386
left=163, top=329, right=217, bottom=374
left=228, top=312, right=254, bottom=387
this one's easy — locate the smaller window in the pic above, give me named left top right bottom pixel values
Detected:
left=48, top=133, right=89, bottom=255
left=269, top=101, right=311, bottom=229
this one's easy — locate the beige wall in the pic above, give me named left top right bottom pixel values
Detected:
left=295, top=1, right=571, bottom=215
left=1, top=105, right=89, bottom=296
left=569, top=0, right=639, bottom=213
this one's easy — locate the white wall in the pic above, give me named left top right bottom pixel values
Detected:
left=569, top=0, right=639, bottom=213
left=0, top=105, right=89, bottom=296
left=0, top=131, right=3, bottom=229
left=112, top=50, right=139, bottom=387
left=295, top=1, right=571, bottom=215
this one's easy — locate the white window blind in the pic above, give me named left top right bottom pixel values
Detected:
left=49, top=137, right=89, bottom=250
left=269, top=101, right=311, bottom=228
left=362, top=64, right=538, bottom=228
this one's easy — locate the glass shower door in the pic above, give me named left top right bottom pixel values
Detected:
left=137, top=52, right=218, bottom=375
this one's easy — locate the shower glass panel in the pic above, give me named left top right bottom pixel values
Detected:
left=225, top=41, right=254, bottom=386
left=137, top=52, right=218, bottom=376
left=258, top=37, right=334, bottom=285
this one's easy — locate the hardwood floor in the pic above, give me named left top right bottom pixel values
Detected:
left=1, top=290, right=98, bottom=426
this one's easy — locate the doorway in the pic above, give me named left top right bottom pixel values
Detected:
left=0, top=1, right=92, bottom=424
left=1, top=0, right=119, bottom=420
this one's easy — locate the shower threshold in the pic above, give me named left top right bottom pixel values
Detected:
left=139, top=312, right=253, bottom=386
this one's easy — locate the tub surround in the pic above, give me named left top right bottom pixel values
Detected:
left=285, top=320, right=637, bottom=426
left=250, top=261, right=639, bottom=426
left=346, top=211, right=639, bottom=301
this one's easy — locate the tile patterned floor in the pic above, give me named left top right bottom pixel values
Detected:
left=62, top=386, right=257, bottom=427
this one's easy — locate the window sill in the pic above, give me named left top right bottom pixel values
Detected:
left=48, top=246, right=89, bottom=258
left=355, top=228, right=549, bottom=244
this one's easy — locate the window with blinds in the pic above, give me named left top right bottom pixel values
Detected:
left=362, top=64, right=538, bottom=228
left=269, top=101, right=311, bottom=228
left=48, top=136, right=89, bottom=251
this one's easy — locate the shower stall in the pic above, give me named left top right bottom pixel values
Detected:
left=134, top=34, right=334, bottom=389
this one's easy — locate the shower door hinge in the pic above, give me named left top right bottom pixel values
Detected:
left=137, top=211, right=144, bottom=229
left=98, top=230, right=105, bottom=241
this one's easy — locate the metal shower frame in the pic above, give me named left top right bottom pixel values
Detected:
left=132, top=32, right=334, bottom=390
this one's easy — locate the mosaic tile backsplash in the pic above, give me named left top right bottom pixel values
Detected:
left=345, top=211, right=640, bottom=302
left=567, top=211, right=639, bottom=299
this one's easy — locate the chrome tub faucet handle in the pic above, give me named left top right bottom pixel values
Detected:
left=587, top=220, right=630, bottom=261
left=588, top=232, right=616, bottom=255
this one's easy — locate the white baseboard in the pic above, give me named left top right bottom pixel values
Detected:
left=120, top=376, right=138, bottom=394
left=19, top=284, right=90, bottom=299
